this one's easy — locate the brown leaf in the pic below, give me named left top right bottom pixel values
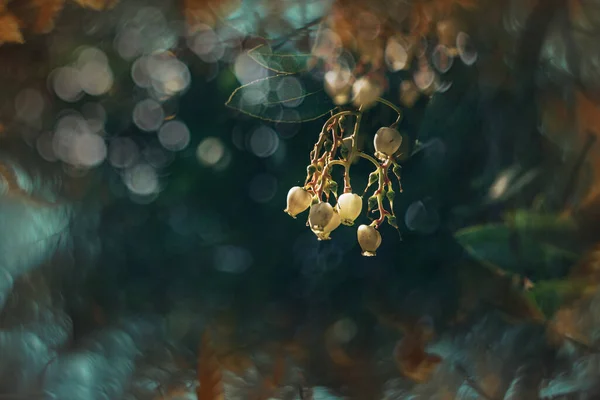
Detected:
left=183, top=0, right=240, bottom=32
left=31, top=0, right=65, bottom=34
left=218, top=351, right=254, bottom=375
left=196, top=331, right=225, bottom=400
left=366, top=300, right=443, bottom=382
left=393, top=331, right=443, bottom=383
left=262, top=349, right=286, bottom=393
left=71, top=0, right=119, bottom=11
left=570, top=242, right=600, bottom=283
left=0, top=13, right=24, bottom=45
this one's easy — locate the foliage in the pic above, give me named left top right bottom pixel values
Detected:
left=454, top=211, right=579, bottom=280
left=225, top=74, right=335, bottom=122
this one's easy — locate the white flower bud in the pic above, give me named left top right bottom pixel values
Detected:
left=308, top=202, right=335, bottom=233
left=374, top=127, right=402, bottom=160
left=357, top=224, right=382, bottom=256
left=352, top=77, right=383, bottom=110
left=284, top=186, right=312, bottom=218
left=336, top=193, right=363, bottom=226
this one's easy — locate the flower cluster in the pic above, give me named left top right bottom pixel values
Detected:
left=284, top=102, right=405, bottom=256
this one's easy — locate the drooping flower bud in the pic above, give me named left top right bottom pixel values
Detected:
left=357, top=224, right=382, bottom=256
left=336, top=193, right=363, bottom=226
left=352, top=77, right=383, bottom=110
left=308, top=202, right=335, bottom=233
left=284, top=186, right=312, bottom=218
left=374, top=127, right=402, bottom=160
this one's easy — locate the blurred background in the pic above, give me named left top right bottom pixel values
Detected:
left=1, top=0, right=600, bottom=399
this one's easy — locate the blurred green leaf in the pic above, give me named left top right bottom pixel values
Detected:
left=526, top=279, right=591, bottom=319
left=225, top=74, right=335, bottom=122
left=505, top=210, right=577, bottom=235
left=455, top=214, right=579, bottom=279
left=248, top=44, right=314, bottom=74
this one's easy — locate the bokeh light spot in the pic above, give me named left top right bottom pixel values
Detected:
left=133, top=99, right=164, bottom=132
left=249, top=126, right=279, bottom=158
left=196, top=137, right=225, bottom=166
left=51, top=67, right=83, bottom=102
left=158, top=120, right=191, bottom=151
left=109, top=137, right=139, bottom=169
left=124, top=163, right=159, bottom=195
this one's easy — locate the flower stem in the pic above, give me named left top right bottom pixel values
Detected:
left=376, top=97, right=402, bottom=127
left=322, top=111, right=357, bottom=134
left=344, top=108, right=362, bottom=193
left=357, top=152, right=380, bottom=169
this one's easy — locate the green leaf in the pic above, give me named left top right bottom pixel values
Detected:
left=225, top=74, right=335, bottom=123
left=454, top=221, right=579, bottom=280
left=505, top=210, right=577, bottom=235
left=248, top=44, right=315, bottom=74
left=527, top=279, right=592, bottom=319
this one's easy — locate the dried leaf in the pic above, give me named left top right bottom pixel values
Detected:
left=393, top=331, right=442, bottom=383
left=183, top=0, right=240, bottom=31
left=570, top=242, right=600, bottom=282
left=367, top=301, right=442, bottom=383
left=71, top=0, right=119, bottom=11
left=262, top=350, right=286, bottom=392
left=218, top=351, right=254, bottom=375
left=0, top=13, right=24, bottom=45
left=31, top=0, right=65, bottom=34
left=225, top=74, right=335, bottom=123
left=197, top=331, right=225, bottom=400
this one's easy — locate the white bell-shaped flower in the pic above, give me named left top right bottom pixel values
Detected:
left=374, top=127, right=402, bottom=160
left=313, top=208, right=341, bottom=240
left=308, top=202, right=335, bottom=233
left=357, top=224, right=382, bottom=256
left=336, top=193, right=363, bottom=226
left=284, top=186, right=312, bottom=218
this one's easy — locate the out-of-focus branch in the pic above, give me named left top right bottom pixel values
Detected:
left=271, top=16, right=323, bottom=51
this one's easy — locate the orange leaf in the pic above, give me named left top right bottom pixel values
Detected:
left=0, top=13, right=24, bottom=45
left=31, top=0, right=65, bottom=33
left=393, top=331, right=443, bottom=383
left=262, top=349, right=286, bottom=392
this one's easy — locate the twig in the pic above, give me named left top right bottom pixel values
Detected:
left=271, top=17, right=324, bottom=51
